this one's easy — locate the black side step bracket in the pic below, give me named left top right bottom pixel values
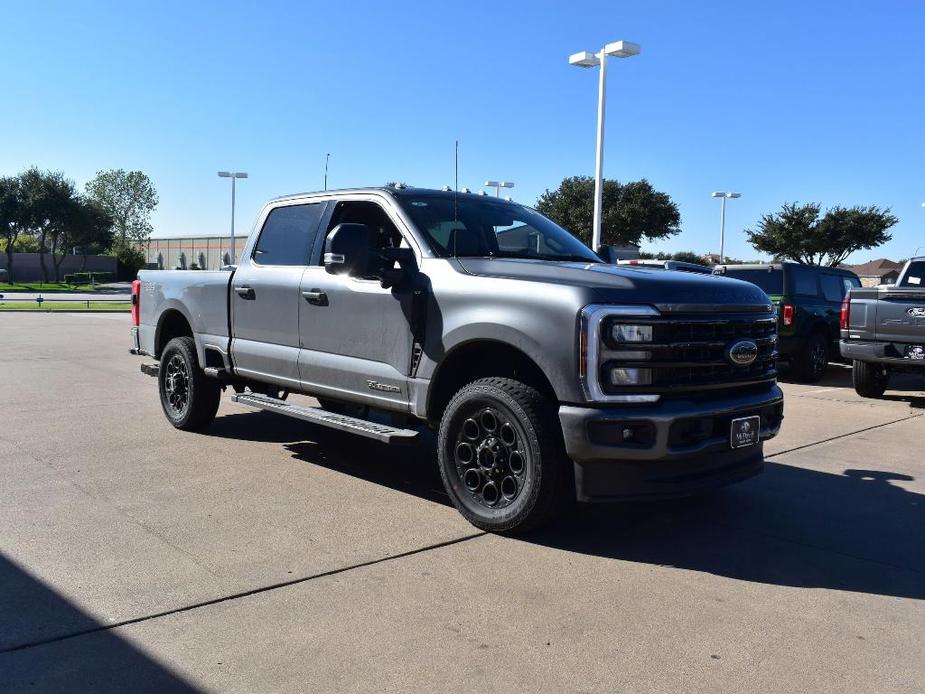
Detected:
left=230, top=392, right=420, bottom=445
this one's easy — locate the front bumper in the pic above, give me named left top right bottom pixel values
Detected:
left=560, top=385, right=784, bottom=502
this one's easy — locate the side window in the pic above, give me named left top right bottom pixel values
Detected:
left=842, top=276, right=860, bottom=294
left=253, top=203, right=325, bottom=266
left=820, top=274, right=844, bottom=302
left=323, top=201, right=404, bottom=265
left=791, top=267, right=819, bottom=297
left=900, top=261, right=925, bottom=287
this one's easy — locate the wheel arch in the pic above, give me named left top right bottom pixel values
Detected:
left=425, top=339, right=556, bottom=425
left=154, top=308, right=194, bottom=359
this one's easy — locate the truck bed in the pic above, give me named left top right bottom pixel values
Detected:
left=136, top=269, right=233, bottom=360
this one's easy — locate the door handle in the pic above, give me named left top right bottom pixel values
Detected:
left=302, top=289, right=328, bottom=306
left=234, top=285, right=255, bottom=299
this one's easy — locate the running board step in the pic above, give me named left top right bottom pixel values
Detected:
left=230, top=393, right=420, bottom=445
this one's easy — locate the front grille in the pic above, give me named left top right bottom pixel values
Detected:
left=599, top=315, right=778, bottom=394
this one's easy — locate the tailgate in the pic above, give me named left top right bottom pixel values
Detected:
left=873, top=288, right=925, bottom=345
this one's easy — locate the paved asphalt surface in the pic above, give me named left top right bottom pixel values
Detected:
left=1, top=313, right=923, bottom=692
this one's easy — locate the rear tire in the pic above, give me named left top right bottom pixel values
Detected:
left=794, top=330, right=829, bottom=383
left=437, top=377, right=571, bottom=534
left=159, top=336, right=221, bottom=431
left=852, top=360, right=889, bottom=398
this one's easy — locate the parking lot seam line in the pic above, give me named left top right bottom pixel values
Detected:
left=0, top=531, right=486, bottom=655
left=770, top=412, right=923, bottom=459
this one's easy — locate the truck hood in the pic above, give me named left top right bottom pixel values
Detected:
left=457, top=258, right=773, bottom=313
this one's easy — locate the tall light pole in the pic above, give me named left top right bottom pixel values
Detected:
left=712, top=191, right=742, bottom=263
left=218, top=171, right=248, bottom=265
left=484, top=180, right=514, bottom=198
left=324, top=153, right=331, bottom=191
left=569, top=40, right=640, bottom=252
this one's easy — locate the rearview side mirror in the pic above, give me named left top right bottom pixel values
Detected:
left=324, top=223, right=371, bottom=276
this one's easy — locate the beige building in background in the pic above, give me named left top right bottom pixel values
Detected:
left=144, top=233, right=247, bottom=270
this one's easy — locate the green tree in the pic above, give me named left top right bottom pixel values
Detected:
left=536, top=176, right=681, bottom=249
left=0, top=175, right=26, bottom=284
left=19, top=168, right=78, bottom=283
left=48, top=197, right=115, bottom=281
left=671, top=251, right=706, bottom=265
left=746, top=202, right=898, bottom=266
left=85, top=169, right=158, bottom=250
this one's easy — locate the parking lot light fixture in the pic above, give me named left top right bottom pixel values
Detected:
left=569, top=40, right=641, bottom=253
left=218, top=171, right=248, bottom=265
left=712, top=191, right=742, bottom=263
left=484, top=180, right=514, bottom=198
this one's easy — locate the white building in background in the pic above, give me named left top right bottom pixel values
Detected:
left=143, top=231, right=246, bottom=270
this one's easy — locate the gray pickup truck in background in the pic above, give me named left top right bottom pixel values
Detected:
left=130, top=185, right=784, bottom=533
left=840, top=257, right=925, bottom=397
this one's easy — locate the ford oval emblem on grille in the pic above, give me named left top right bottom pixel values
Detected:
left=727, top=340, right=759, bottom=366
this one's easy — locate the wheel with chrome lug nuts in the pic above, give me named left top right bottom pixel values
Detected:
left=437, top=377, right=571, bottom=534
left=158, top=336, right=220, bottom=431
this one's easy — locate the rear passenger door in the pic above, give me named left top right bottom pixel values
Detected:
left=230, top=201, right=327, bottom=389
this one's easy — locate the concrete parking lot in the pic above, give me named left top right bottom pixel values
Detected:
left=1, top=313, right=923, bottom=692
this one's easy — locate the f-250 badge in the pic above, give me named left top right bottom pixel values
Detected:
left=907, top=307, right=925, bottom=318
left=366, top=380, right=401, bottom=393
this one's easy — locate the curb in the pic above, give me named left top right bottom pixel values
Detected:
left=0, top=309, right=130, bottom=314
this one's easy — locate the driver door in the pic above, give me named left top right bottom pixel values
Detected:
left=297, top=198, right=417, bottom=411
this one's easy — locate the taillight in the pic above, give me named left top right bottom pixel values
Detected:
left=131, top=279, right=141, bottom=326
left=782, top=303, right=794, bottom=327
left=840, top=296, right=850, bottom=330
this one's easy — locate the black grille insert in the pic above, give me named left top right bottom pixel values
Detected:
left=600, top=316, right=778, bottom=394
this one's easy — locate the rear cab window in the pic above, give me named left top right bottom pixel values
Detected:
left=253, top=203, right=326, bottom=266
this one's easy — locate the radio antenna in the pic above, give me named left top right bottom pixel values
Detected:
left=453, top=139, right=459, bottom=257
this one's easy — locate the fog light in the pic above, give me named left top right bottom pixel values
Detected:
left=609, top=367, right=652, bottom=386
left=611, top=324, right=653, bottom=343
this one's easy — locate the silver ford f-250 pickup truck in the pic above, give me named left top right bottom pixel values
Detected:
left=840, top=256, right=925, bottom=397
left=131, top=186, right=784, bottom=532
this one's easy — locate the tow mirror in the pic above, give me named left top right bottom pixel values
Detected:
left=324, top=223, right=371, bottom=277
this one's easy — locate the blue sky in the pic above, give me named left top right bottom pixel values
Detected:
left=1, top=0, right=923, bottom=262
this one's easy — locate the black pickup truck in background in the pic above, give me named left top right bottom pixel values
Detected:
left=840, top=257, right=925, bottom=397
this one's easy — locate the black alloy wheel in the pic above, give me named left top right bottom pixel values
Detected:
left=437, top=377, right=570, bottom=533
left=158, top=336, right=221, bottom=431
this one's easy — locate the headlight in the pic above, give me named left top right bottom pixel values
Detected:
left=610, top=324, right=653, bottom=343
left=580, top=304, right=661, bottom=403
left=608, top=366, right=652, bottom=386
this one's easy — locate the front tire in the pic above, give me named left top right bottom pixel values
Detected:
left=852, top=360, right=889, bottom=398
left=159, top=336, right=221, bottom=431
left=437, top=377, right=570, bottom=534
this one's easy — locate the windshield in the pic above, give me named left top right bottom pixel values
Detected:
left=397, top=194, right=602, bottom=263
left=720, top=268, right=784, bottom=295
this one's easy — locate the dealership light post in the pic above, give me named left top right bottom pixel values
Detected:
left=712, top=191, right=742, bottom=263
left=484, top=180, right=514, bottom=198
left=218, top=171, right=248, bottom=264
left=569, top=40, right=640, bottom=252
